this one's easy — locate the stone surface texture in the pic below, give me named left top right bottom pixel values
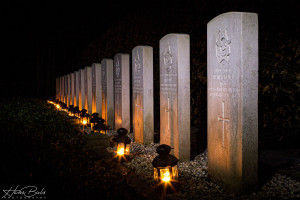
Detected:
left=79, top=69, right=85, bottom=111
left=84, top=66, right=93, bottom=114
left=159, top=33, right=190, bottom=161
left=92, top=63, right=102, bottom=115
left=114, top=53, right=130, bottom=131
left=101, top=59, right=115, bottom=128
left=207, top=12, right=258, bottom=192
left=132, top=46, right=154, bottom=145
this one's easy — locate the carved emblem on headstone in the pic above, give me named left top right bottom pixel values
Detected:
left=134, top=52, right=141, bottom=76
left=216, top=27, right=231, bottom=64
left=164, top=45, right=172, bottom=73
left=115, top=58, right=120, bottom=78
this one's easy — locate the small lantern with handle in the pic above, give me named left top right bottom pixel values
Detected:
left=112, top=128, right=131, bottom=156
left=152, top=144, right=179, bottom=184
left=80, top=109, right=90, bottom=127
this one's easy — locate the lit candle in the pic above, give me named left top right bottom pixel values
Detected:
left=161, top=169, right=171, bottom=182
left=117, top=143, right=125, bottom=156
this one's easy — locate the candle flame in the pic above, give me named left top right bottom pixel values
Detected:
left=162, top=171, right=171, bottom=182
left=82, top=120, right=87, bottom=125
left=117, top=147, right=124, bottom=156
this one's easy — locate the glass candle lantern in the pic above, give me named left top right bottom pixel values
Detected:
left=61, top=103, right=68, bottom=112
left=112, top=128, right=131, bottom=156
left=93, top=118, right=107, bottom=134
left=80, top=109, right=90, bottom=126
left=152, top=144, right=179, bottom=184
left=73, top=106, right=80, bottom=118
left=90, top=113, right=99, bottom=132
left=68, top=105, right=74, bottom=116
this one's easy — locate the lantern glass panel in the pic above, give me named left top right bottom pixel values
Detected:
left=91, top=123, right=94, bottom=131
left=125, top=144, right=130, bottom=154
left=154, top=168, right=159, bottom=182
left=172, top=165, right=178, bottom=180
left=160, top=168, right=171, bottom=182
left=117, top=143, right=125, bottom=155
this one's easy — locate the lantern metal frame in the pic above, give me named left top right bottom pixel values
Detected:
left=152, top=144, right=179, bottom=184
left=80, top=109, right=90, bottom=127
left=93, top=118, right=107, bottom=134
left=112, top=128, right=131, bottom=156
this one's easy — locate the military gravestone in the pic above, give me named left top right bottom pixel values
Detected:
left=64, top=75, right=68, bottom=104
left=71, top=73, right=75, bottom=106
left=92, top=63, right=102, bottom=115
left=56, top=78, right=59, bottom=101
left=68, top=74, right=72, bottom=106
left=160, top=34, right=190, bottom=161
left=79, top=69, right=85, bottom=111
left=101, top=59, right=114, bottom=128
left=132, top=46, right=154, bottom=144
left=114, top=54, right=130, bottom=131
left=60, top=76, right=64, bottom=102
left=207, top=12, right=258, bottom=192
left=84, top=66, right=93, bottom=114
left=74, top=71, right=79, bottom=107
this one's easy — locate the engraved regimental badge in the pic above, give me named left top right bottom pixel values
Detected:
left=163, top=45, right=172, bottom=73
left=134, top=51, right=141, bottom=76
left=115, top=58, right=120, bottom=78
left=216, top=27, right=231, bottom=64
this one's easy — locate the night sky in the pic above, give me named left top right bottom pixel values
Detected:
left=2, top=0, right=299, bottom=99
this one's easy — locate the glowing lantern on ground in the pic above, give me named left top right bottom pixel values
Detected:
left=90, top=113, right=99, bottom=132
left=112, top=128, right=131, bottom=156
left=93, top=118, right=108, bottom=134
left=68, top=105, right=74, bottom=116
left=152, top=144, right=178, bottom=184
left=80, top=109, right=90, bottom=127
left=73, top=106, right=80, bottom=118
left=61, top=103, right=68, bottom=112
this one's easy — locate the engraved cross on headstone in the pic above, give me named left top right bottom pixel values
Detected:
left=135, top=96, right=141, bottom=127
left=218, top=101, right=230, bottom=147
left=165, top=97, right=171, bottom=131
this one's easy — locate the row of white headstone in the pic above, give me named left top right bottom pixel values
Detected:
left=55, top=12, right=258, bottom=192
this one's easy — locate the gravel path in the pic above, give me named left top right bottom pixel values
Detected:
left=105, top=130, right=300, bottom=200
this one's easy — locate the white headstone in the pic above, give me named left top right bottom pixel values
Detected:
left=92, top=63, right=102, bottom=115
left=114, top=54, right=130, bottom=131
left=132, top=46, right=154, bottom=144
left=60, top=76, right=64, bottom=102
left=56, top=78, right=59, bottom=100
left=79, top=69, right=85, bottom=111
left=68, top=74, right=72, bottom=106
left=74, top=71, right=80, bottom=107
left=101, top=59, right=114, bottom=128
left=71, top=73, right=75, bottom=106
left=64, top=75, right=68, bottom=104
left=160, top=33, right=190, bottom=161
left=207, top=12, right=258, bottom=192
left=84, top=66, right=93, bottom=114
